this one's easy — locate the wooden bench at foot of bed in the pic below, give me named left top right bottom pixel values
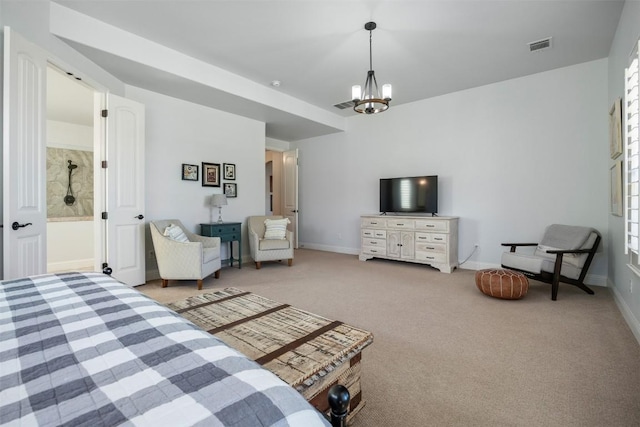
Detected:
left=167, top=288, right=374, bottom=424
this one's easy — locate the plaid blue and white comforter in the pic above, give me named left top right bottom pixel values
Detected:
left=0, top=272, right=330, bottom=426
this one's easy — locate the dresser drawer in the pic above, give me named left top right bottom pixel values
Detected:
left=362, top=245, right=387, bottom=256
left=362, top=229, right=386, bottom=239
left=386, top=219, right=415, bottom=229
left=362, top=238, right=385, bottom=248
left=415, top=242, right=447, bottom=254
left=362, top=218, right=385, bottom=228
left=415, top=251, right=447, bottom=263
left=415, top=220, right=449, bottom=233
left=415, top=232, right=449, bottom=243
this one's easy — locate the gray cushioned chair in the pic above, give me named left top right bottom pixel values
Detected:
left=150, top=219, right=221, bottom=290
left=247, top=215, right=294, bottom=269
left=501, top=224, right=601, bottom=300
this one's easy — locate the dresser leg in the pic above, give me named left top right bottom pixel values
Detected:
left=197, top=279, right=203, bottom=290
left=288, top=259, right=293, bottom=267
left=256, top=262, right=261, bottom=269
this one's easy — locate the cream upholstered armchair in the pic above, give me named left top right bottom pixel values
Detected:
left=501, top=224, right=601, bottom=300
left=150, top=219, right=221, bottom=290
left=247, top=215, right=294, bottom=269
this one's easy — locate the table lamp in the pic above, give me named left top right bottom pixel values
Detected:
left=211, top=194, right=228, bottom=223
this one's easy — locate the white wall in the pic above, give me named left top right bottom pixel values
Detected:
left=46, top=120, right=95, bottom=272
left=47, top=120, right=93, bottom=150
left=294, top=59, right=609, bottom=284
left=607, top=0, right=640, bottom=343
left=125, top=86, right=266, bottom=278
left=47, top=220, right=94, bottom=272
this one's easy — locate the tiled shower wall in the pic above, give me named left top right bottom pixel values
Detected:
left=47, top=148, right=94, bottom=218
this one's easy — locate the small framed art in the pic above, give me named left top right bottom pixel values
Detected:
left=202, top=162, right=221, bottom=187
left=610, top=161, right=623, bottom=216
left=610, top=98, right=623, bottom=159
left=182, top=164, right=198, bottom=181
left=224, top=182, right=237, bottom=198
left=224, top=163, right=236, bottom=180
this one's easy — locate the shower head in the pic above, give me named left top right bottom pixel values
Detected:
left=67, top=160, right=78, bottom=170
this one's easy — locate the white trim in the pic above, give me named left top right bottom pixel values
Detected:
left=299, top=243, right=359, bottom=256
left=47, top=258, right=94, bottom=273
left=610, top=278, right=640, bottom=346
left=627, top=263, right=640, bottom=278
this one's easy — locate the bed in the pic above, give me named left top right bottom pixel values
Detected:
left=0, top=272, right=332, bottom=426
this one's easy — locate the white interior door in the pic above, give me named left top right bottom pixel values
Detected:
left=104, top=94, right=146, bottom=286
left=283, top=149, right=298, bottom=248
left=3, top=27, right=48, bottom=279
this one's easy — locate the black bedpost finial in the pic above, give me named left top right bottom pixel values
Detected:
left=328, top=384, right=350, bottom=427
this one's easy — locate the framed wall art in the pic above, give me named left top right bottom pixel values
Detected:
left=610, top=98, right=623, bottom=159
left=610, top=160, right=623, bottom=216
left=182, top=164, right=198, bottom=181
left=202, top=162, right=221, bottom=187
left=224, top=163, right=236, bottom=180
left=224, top=182, right=237, bottom=198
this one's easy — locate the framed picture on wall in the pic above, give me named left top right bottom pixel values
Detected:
left=224, top=182, right=237, bottom=198
left=610, top=98, right=623, bottom=159
left=182, top=164, right=198, bottom=181
left=224, top=163, right=236, bottom=180
left=202, top=162, right=221, bottom=187
left=610, top=161, right=623, bottom=216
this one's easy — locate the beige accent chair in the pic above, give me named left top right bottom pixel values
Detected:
left=247, top=215, right=294, bottom=269
left=150, top=219, right=221, bottom=290
left=501, top=224, right=601, bottom=300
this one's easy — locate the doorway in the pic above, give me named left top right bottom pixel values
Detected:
left=265, top=149, right=298, bottom=248
left=45, top=65, right=97, bottom=273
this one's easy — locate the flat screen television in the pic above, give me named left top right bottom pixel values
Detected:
left=380, top=176, right=438, bottom=214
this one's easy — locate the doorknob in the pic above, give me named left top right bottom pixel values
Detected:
left=134, top=215, right=144, bottom=220
left=12, top=222, right=33, bottom=230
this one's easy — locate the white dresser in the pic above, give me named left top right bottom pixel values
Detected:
left=359, top=215, right=459, bottom=273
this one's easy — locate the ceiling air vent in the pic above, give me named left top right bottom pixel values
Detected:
left=528, top=37, right=552, bottom=53
left=334, top=100, right=355, bottom=110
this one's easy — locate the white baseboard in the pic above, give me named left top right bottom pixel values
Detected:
left=298, top=243, right=359, bottom=256
left=457, top=260, right=498, bottom=271
left=609, top=279, right=640, bottom=346
left=48, top=258, right=94, bottom=273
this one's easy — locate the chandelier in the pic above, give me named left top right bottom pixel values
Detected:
left=351, top=22, right=392, bottom=114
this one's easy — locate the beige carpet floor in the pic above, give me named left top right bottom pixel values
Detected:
left=138, top=249, right=640, bottom=427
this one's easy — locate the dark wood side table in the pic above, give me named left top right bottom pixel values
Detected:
left=200, top=222, right=242, bottom=269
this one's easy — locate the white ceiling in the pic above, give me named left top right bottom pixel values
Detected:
left=51, top=0, right=624, bottom=139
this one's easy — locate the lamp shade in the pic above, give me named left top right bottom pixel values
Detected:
left=211, top=194, right=227, bottom=207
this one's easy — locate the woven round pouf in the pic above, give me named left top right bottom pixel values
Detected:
left=475, top=269, right=528, bottom=300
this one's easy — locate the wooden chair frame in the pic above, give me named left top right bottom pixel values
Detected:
left=501, top=233, right=601, bottom=301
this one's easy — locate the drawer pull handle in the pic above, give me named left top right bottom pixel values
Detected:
left=426, top=224, right=435, bottom=227
left=434, top=238, right=443, bottom=241
left=426, top=247, right=435, bottom=250
left=426, top=256, right=435, bottom=260
left=371, top=241, right=377, bottom=245
left=371, top=249, right=378, bottom=253
left=418, top=236, right=426, bottom=240
left=397, top=223, right=404, bottom=226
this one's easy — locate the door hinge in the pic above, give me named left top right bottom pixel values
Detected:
left=102, top=212, right=108, bottom=220
left=101, top=109, right=108, bottom=118
left=101, top=160, right=107, bottom=168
